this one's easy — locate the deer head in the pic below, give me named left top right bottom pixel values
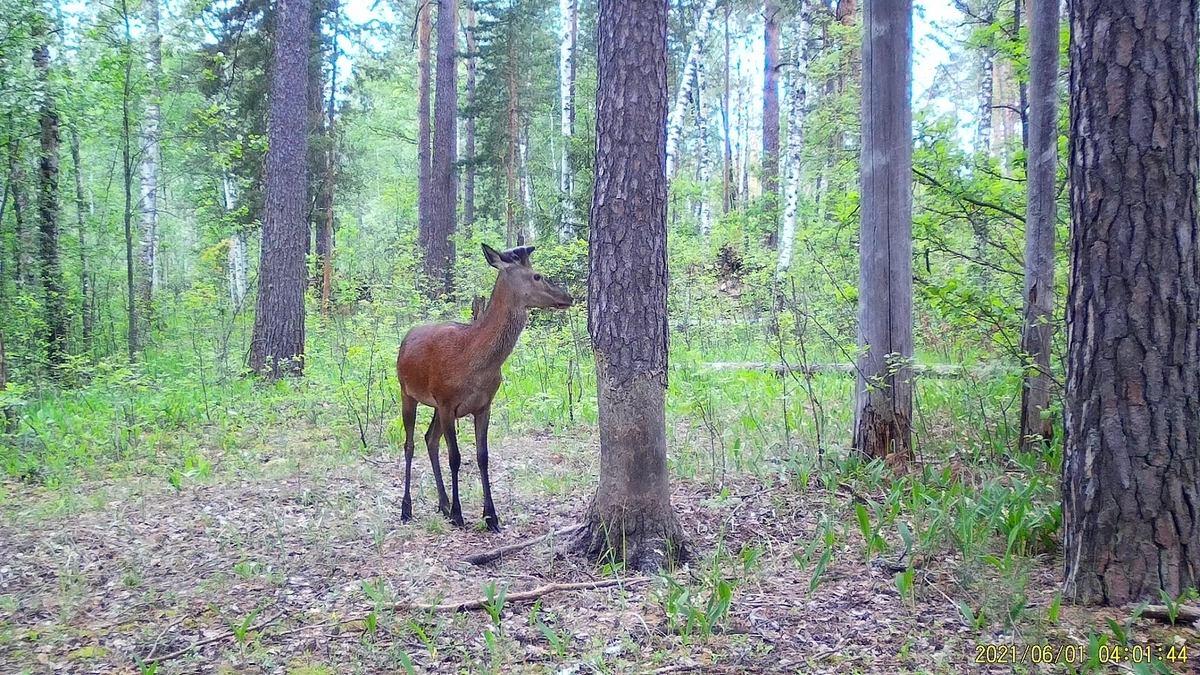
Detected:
left=482, top=244, right=573, bottom=309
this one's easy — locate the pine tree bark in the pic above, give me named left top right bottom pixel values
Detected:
left=557, top=0, right=577, bottom=240
left=1062, top=0, right=1200, bottom=607
left=853, top=0, right=913, bottom=462
left=761, top=0, right=782, bottom=248
left=416, top=0, right=432, bottom=252
left=578, top=0, right=685, bottom=573
left=426, top=0, right=458, bottom=298
left=1018, top=0, right=1057, bottom=455
left=138, top=0, right=161, bottom=327
left=249, top=0, right=312, bottom=378
left=464, top=0, right=478, bottom=235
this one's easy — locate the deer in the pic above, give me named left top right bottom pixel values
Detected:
left=397, top=244, right=573, bottom=532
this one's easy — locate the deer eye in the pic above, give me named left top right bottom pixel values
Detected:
left=533, top=274, right=542, bottom=281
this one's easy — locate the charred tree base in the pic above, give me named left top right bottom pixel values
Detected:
left=853, top=405, right=913, bottom=464
left=575, top=497, right=688, bottom=573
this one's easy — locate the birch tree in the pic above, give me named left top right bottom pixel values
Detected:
left=776, top=2, right=811, bottom=275
left=665, top=0, right=718, bottom=180
left=557, top=0, right=577, bottom=240
left=693, top=62, right=712, bottom=237
left=138, top=0, right=161, bottom=323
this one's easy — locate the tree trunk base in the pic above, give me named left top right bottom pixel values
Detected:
left=575, top=498, right=688, bottom=573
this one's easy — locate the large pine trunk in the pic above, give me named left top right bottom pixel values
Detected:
left=761, top=0, right=781, bottom=248
left=416, top=0, right=432, bottom=252
left=137, top=0, right=161, bottom=326
left=426, top=0, right=458, bottom=297
left=1017, top=0, right=1058, bottom=454
left=1061, top=0, right=1200, bottom=606
left=852, top=0, right=913, bottom=462
left=249, top=0, right=312, bottom=378
left=557, top=0, right=576, bottom=240
left=33, top=16, right=65, bottom=369
left=578, top=0, right=685, bottom=573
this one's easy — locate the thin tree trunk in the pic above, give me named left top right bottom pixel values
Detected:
left=121, top=0, right=138, bottom=360
left=224, top=174, right=247, bottom=309
left=580, top=0, right=685, bottom=573
left=319, top=0, right=339, bottom=316
left=417, top=0, right=432, bottom=251
left=138, top=0, right=161, bottom=327
left=506, top=37, right=518, bottom=248
left=557, top=0, right=577, bottom=240
left=464, top=0, right=477, bottom=235
left=853, top=0, right=913, bottom=463
left=6, top=119, right=34, bottom=293
left=777, top=2, right=810, bottom=275
left=694, top=62, right=712, bottom=238
left=0, top=331, right=11, bottom=432
left=665, top=0, right=719, bottom=179
left=68, top=129, right=92, bottom=352
left=249, top=0, right=312, bottom=377
left=1014, top=0, right=1028, bottom=151
left=1017, top=0, right=1057, bottom=455
left=518, top=127, right=535, bottom=243
left=426, top=0, right=458, bottom=298
left=975, top=49, right=993, bottom=154
left=761, top=0, right=782, bottom=248
left=1061, top=0, right=1200, bottom=607
left=721, top=0, right=732, bottom=213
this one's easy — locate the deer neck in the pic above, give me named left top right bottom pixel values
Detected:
left=472, top=276, right=528, bottom=370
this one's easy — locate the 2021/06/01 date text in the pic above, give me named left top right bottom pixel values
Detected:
left=975, top=642, right=1188, bottom=666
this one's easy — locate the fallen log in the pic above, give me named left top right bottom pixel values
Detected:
left=387, top=577, right=651, bottom=613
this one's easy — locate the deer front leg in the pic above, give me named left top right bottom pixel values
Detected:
left=401, top=394, right=418, bottom=522
left=440, top=409, right=465, bottom=527
left=474, top=407, right=499, bottom=532
left=424, top=410, right=450, bottom=517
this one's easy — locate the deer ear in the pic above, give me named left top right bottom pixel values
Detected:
left=482, top=244, right=507, bottom=269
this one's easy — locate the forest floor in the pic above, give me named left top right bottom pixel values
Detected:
left=0, top=421, right=1195, bottom=674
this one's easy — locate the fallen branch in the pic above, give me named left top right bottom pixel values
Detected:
left=140, top=610, right=284, bottom=666
left=463, top=524, right=584, bottom=565
left=388, top=577, right=651, bottom=613
left=704, top=362, right=1012, bottom=379
left=1136, top=604, right=1200, bottom=625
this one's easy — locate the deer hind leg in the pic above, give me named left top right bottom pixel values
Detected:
left=400, top=393, right=418, bottom=522
left=439, top=409, right=465, bottom=527
left=474, top=407, right=499, bottom=532
left=424, top=410, right=450, bottom=517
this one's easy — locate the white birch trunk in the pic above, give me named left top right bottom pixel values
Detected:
left=777, top=4, right=810, bottom=275
left=694, top=62, right=712, bottom=237
left=224, top=174, right=247, bottom=309
left=557, top=0, right=577, bottom=240
left=665, top=0, right=719, bottom=179
left=519, top=129, right=536, bottom=242
left=139, top=0, right=161, bottom=300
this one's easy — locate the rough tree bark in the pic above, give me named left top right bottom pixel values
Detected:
left=664, top=0, right=718, bottom=180
left=464, top=0, right=477, bottom=235
left=761, top=0, right=781, bottom=248
left=249, top=0, right=312, bottom=377
left=557, top=0, right=576, bottom=240
left=776, top=1, right=811, bottom=275
left=416, top=0, right=432, bottom=251
left=138, top=0, right=161, bottom=326
left=426, top=0, right=458, bottom=297
left=852, top=0, right=913, bottom=463
left=1017, top=0, right=1057, bottom=455
left=578, top=0, right=686, bottom=573
left=1061, top=0, right=1200, bottom=606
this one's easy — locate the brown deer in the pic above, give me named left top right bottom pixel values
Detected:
left=397, top=244, right=572, bottom=531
